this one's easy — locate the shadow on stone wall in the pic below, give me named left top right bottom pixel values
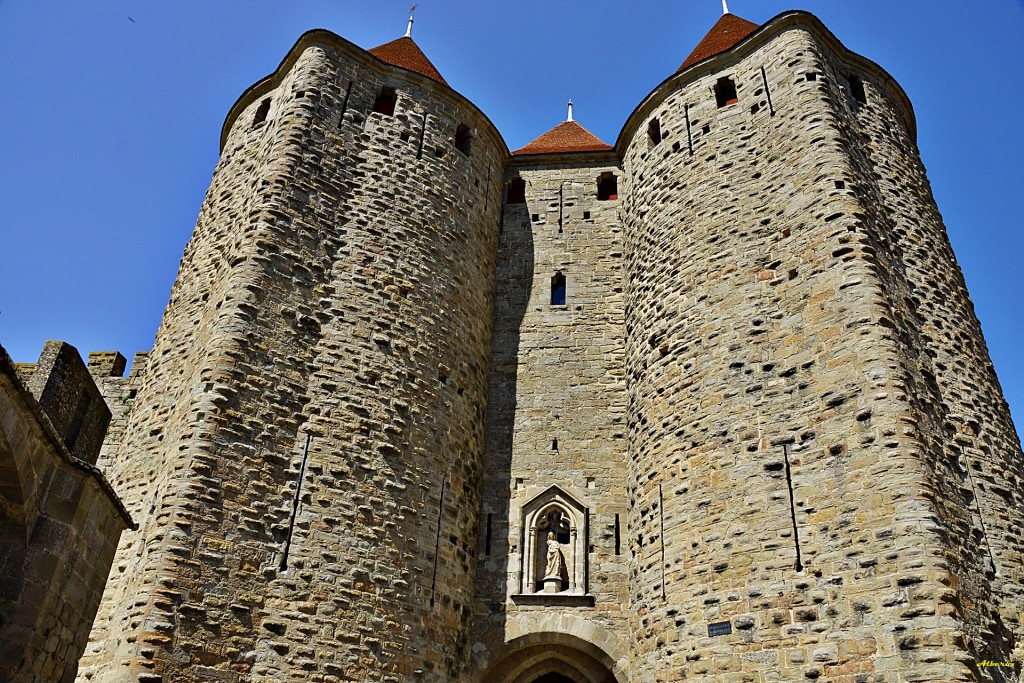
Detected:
left=475, top=195, right=535, bottom=666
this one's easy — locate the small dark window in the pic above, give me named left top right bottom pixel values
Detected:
left=597, top=172, right=618, bottom=201
left=614, top=514, right=620, bottom=555
left=806, top=72, right=817, bottom=82
left=834, top=180, right=846, bottom=190
left=714, top=76, right=738, bottom=107
left=531, top=213, right=540, bottom=222
left=507, top=176, right=526, bottom=204
left=454, top=124, right=472, bottom=156
left=253, top=98, right=271, bottom=126
left=552, top=438, right=559, bottom=450
left=583, top=211, right=591, bottom=220
left=702, top=124, right=711, bottom=135
left=485, top=513, right=492, bottom=556
left=551, top=272, right=566, bottom=306
left=647, top=117, right=662, bottom=147
left=847, top=75, right=866, bottom=104
left=373, top=86, right=397, bottom=115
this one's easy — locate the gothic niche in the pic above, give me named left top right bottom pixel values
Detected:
left=517, top=486, right=589, bottom=600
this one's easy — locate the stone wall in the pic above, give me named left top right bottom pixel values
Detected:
left=473, top=156, right=630, bottom=680
left=0, top=343, right=132, bottom=683
left=79, top=32, right=506, bottom=683
left=829, top=40, right=1024, bottom=665
left=619, top=14, right=1019, bottom=682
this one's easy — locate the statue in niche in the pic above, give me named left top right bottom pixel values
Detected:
left=543, top=531, right=565, bottom=580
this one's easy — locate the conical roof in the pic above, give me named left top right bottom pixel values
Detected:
left=513, top=120, right=613, bottom=156
left=677, top=13, right=760, bottom=72
left=368, top=36, right=448, bottom=87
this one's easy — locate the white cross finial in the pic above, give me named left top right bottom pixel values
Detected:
left=401, top=3, right=413, bottom=36
left=567, top=99, right=574, bottom=122
left=722, top=0, right=730, bottom=14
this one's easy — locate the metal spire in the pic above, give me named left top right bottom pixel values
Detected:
left=567, top=99, right=574, bottom=122
left=405, top=3, right=417, bottom=37
left=722, top=0, right=729, bottom=14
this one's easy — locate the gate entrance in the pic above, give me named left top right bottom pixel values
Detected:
left=477, top=633, right=622, bottom=683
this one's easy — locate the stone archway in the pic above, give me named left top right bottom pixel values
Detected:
left=476, top=631, right=625, bottom=683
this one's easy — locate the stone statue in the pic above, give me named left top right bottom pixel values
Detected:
left=543, top=531, right=564, bottom=580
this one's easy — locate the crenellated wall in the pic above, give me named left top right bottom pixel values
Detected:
left=79, top=32, right=507, bottom=683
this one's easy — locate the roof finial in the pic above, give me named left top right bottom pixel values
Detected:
left=722, top=0, right=730, bottom=14
left=405, top=3, right=417, bottom=37
left=567, top=99, right=574, bottom=122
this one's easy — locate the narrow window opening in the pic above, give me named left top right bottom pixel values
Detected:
left=454, top=124, right=472, bottom=156
left=834, top=180, right=846, bottom=190
left=507, top=176, right=526, bottom=204
left=552, top=438, right=559, bottom=451
left=280, top=434, right=312, bottom=571
left=338, top=80, right=353, bottom=126
left=372, top=86, right=397, bottom=115
left=647, top=117, right=662, bottom=148
left=430, top=476, right=446, bottom=607
left=551, top=272, right=566, bottom=306
left=847, top=75, right=866, bottom=104
left=583, top=210, right=591, bottom=220
left=253, top=98, right=271, bottom=127
left=782, top=443, right=804, bottom=571
left=531, top=213, right=540, bottom=222
left=614, top=514, right=621, bottom=555
left=684, top=103, right=694, bottom=154
left=805, top=72, right=817, bottom=82
left=597, top=172, right=618, bottom=201
left=702, top=124, right=711, bottom=135
left=714, top=76, right=738, bottom=107
left=485, top=513, right=492, bottom=556
left=760, top=66, right=776, bottom=116
left=416, top=113, right=428, bottom=159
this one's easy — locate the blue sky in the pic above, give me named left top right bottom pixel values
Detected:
left=1, top=1, right=1021, bottom=434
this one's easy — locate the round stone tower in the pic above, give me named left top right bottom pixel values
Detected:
left=79, top=28, right=507, bottom=683
left=619, top=10, right=1023, bottom=682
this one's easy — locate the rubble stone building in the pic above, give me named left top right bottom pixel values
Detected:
left=39, top=7, right=1024, bottom=683
left=0, top=342, right=133, bottom=683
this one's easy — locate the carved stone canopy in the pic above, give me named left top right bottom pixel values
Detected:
left=516, top=485, right=590, bottom=601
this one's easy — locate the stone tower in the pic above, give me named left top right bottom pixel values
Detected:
left=76, top=9, right=1023, bottom=683
left=78, top=27, right=506, bottom=683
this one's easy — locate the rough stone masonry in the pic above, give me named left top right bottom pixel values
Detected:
left=21, top=8, right=1020, bottom=683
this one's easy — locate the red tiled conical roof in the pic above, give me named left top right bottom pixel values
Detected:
left=677, top=13, right=760, bottom=72
left=513, top=120, right=613, bottom=156
left=368, top=36, right=448, bottom=87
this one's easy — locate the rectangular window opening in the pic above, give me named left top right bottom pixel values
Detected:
left=647, top=117, right=662, bottom=148
left=551, top=272, right=567, bottom=306
left=847, top=75, right=867, bottom=104
left=715, top=76, right=738, bottom=108
left=454, top=124, right=472, bottom=156
left=597, top=172, right=618, bottom=201
left=253, top=98, right=271, bottom=127
left=507, top=177, right=526, bottom=204
left=614, top=514, right=621, bottom=555
left=373, top=86, right=397, bottom=116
